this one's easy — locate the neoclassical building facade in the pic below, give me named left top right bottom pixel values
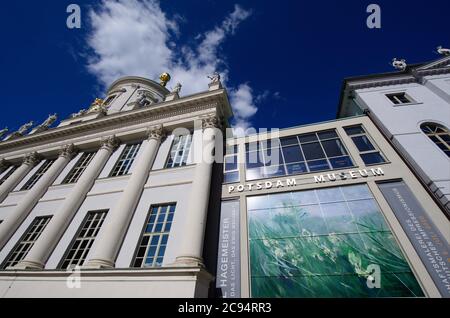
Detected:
left=0, top=75, right=231, bottom=297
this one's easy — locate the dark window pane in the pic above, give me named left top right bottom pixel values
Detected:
left=301, top=142, right=325, bottom=160
left=321, top=139, right=347, bottom=157
left=351, top=136, right=375, bottom=152
left=329, top=156, right=353, bottom=169
left=344, top=126, right=365, bottom=136
left=280, top=136, right=299, bottom=146
left=224, top=171, right=239, bottom=183
left=307, top=159, right=330, bottom=172
left=317, top=130, right=338, bottom=140
left=282, top=145, right=304, bottom=163
left=361, top=152, right=385, bottom=164
left=298, top=133, right=318, bottom=143
left=440, top=134, right=450, bottom=143
left=286, top=162, right=307, bottom=175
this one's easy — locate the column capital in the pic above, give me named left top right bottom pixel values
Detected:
left=146, top=125, right=164, bottom=141
left=58, top=143, right=77, bottom=159
left=100, top=135, right=120, bottom=152
left=23, top=152, right=40, bottom=166
left=201, top=115, right=221, bottom=130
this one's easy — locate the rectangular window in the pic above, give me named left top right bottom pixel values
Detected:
left=21, top=159, right=55, bottom=190
left=165, top=134, right=192, bottom=168
left=223, top=145, right=239, bottom=183
left=245, top=130, right=354, bottom=181
left=247, top=184, right=424, bottom=297
left=345, top=125, right=386, bottom=165
left=1, top=216, right=52, bottom=269
left=132, top=203, right=176, bottom=268
left=60, top=210, right=108, bottom=269
left=63, top=152, right=96, bottom=184
left=386, top=92, right=413, bottom=105
left=0, top=165, right=19, bottom=186
left=103, top=95, right=116, bottom=106
left=110, top=143, right=141, bottom=177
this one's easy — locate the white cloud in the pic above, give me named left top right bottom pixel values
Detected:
left=85, top=0, right=258, bottom=131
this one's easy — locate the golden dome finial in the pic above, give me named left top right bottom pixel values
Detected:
left=159, top=72, right=171, bottom=87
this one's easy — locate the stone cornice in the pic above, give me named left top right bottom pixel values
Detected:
left=0, top=89, right=231, bottom=154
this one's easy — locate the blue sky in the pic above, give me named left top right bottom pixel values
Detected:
left=0, top=0, right=449, bottom=134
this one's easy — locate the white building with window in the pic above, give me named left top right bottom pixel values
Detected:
left=338, top=55, right=450, bottom=216
left=0, top=75, right=231, bottom=297
left=0, top=67, right=448, bottom=298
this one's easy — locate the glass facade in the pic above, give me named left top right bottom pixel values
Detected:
left=245, top=130, right=354, bottom=181
left=247, top=184, right=424, bottom=297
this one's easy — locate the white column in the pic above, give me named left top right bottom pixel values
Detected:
left=14, top=136, right=119, bottom=270
left=0, top=144, right=77, bottom=250
left=85, top=126, right=164, bottom=268
left=175, top=115, right=220, bottom=266
left=0, top=152, right=40, bottom=203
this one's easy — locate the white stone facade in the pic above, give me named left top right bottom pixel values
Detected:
left=0, top=76, right=232, bottom=297
left=338, top=56, right=450, bottom=215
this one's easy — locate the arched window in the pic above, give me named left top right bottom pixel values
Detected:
left=420, top=123, right=450, bottom=157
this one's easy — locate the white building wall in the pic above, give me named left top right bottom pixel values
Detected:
left=354, top=77, right=450, bottom=212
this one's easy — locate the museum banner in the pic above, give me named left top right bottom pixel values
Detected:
left=379, top=181, right=450, bottom=297
left=216, top=200, right=241, bottom=298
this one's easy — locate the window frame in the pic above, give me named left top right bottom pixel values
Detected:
left=58, top=209, right=108, bottom=270
left=109, top=142, right=142, bottom=177
left=1, top=216, right=52, bottom=269
left=385, top=92, right=416, bottom=105
left=0, top=165, right=19, bottom=186
left=103, top=94, right=117, bottom=107
left=164, top=134, right=193, bottom=169
left=344, top=125, right=387, bottom=166
left=131, top=203, right=176, bottom=268
left=62, top=151, right=96, bottom=184
left=21, top=159, right=56, bottom=191
left=420, top=122, right=450, bottom=158
left=245, top=129, right=355, bottom=181
left=223, top=144, right=240, bottom=184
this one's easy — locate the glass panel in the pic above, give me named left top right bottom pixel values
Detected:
left=317, top=130, right=338, bottom=140
left=280, top=136, right=299, bottom=146
left=344, top=126, right=365, bottom=136
left=361, top=152, right=385, bottom=165
left=307, top=159, right=329, bottom=171
left=302, top=142, right=325, bottom=160
left=224, top=171, right=239, bottom=183
left=282, top=145, right=304, bottom=163
left=224, top=155, right=237, bottom=171
left=264, top=165, right=286, bottom=178
left=329, top=156, right=353, bottom=169
left=298, top=133, right=318, bottom=143
left=246, top=167, right=265, bottom=181
left=321, top=139, right=347, bottom=157
left=351, top=136, right=375, bottom=152
left=285, top=162, right=307, bottom=175
left=246, top=151, right=264, bottom=169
